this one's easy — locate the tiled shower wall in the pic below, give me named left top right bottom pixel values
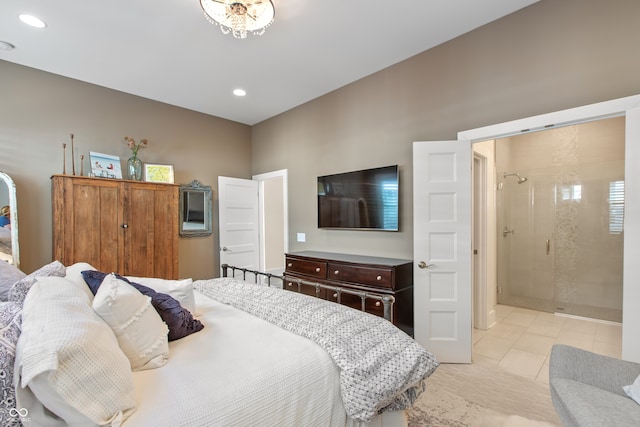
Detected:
left=496, top=116, right=624, bottom=322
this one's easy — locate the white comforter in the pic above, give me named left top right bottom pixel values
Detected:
left=123, top=291, right=375, bottom=427
left=196, top=277, right=438, bottom=422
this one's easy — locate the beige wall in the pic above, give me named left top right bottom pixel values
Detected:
left=2, top=0, right=640, bottom=278
left=0, top=61, right=251, bottom=277
left=252, top=0, right=640, bottom=260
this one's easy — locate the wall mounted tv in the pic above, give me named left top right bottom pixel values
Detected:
left=317, top=165, right=399, bottom=231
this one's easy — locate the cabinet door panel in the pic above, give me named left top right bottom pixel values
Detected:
left=123, top=185, right=155, bottom=277
left=150, top=185, right=178, bottom=278
left=124, top=184, right=178, bottom=278
left=53, top=178, right=120, bottom=272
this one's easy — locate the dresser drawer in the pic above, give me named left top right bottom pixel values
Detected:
left=283, top=276, right=327, bottom=299
left=285, top=257, right=327, bottom=279
left=327, top=263, right=393, bottom=289
left=327, top=290, right=386, bottom=318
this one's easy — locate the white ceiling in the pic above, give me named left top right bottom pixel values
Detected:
left=0, top=0, right=539, bottom=125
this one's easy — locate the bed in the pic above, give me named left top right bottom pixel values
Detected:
left=1, top=261, right=439, bottom=427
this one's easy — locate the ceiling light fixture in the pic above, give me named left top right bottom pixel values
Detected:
left=0, top=41, right=16, bottom=51
left=233, top=89, right=247, bottom=97
left=18, top=14, right=47, bottom=29
left=200, top=0, right=275, bottom=39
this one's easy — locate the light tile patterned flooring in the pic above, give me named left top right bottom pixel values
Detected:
left=473, top=304, right=622, bottom=385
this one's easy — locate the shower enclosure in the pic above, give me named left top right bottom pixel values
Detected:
left=496, top=118, right=624, bottom=322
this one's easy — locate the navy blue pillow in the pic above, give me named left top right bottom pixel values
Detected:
left=81, top=270, right=203, bottom=341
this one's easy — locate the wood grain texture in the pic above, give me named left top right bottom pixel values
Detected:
left=51, top=175, right=178, bottom=278
left=284, top=251, right=414, bottom=336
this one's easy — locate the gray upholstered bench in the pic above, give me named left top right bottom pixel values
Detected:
left=549, top=344, right=640, bottom=426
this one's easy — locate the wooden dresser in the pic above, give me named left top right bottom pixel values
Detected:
left=51, top=175, right=179, bottom=278
left=283, top=251, right=414, bottom=336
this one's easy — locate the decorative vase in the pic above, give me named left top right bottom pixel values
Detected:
left=127, top=155, right=143, bottom=180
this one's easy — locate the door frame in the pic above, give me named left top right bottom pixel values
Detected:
left=473, top=152, right=488, bottom=330
left=252, top=169, right=289, bottom=277
left=459, top=94, right=640, bottom=362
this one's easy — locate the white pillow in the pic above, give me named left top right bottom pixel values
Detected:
left=93, top=274, right=169, bottom=371
left=624, top=374, right=640, bottom=404
left=14, top=276, right=136, bottom=426
left=64, top=262, right=97, bottom=300
left=126, top=276, right=196, bottom=314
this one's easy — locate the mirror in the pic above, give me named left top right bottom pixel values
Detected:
left=179, top=180, right=213, bottom=237
left=0, top=172, right=19, bottom=269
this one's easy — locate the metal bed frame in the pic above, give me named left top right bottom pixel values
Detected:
left=221, top=263, right=395, bottom=322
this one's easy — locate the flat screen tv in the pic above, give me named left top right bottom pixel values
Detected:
left=317, top=165, right=399, bottom=231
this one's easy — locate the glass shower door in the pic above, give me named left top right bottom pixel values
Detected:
left=497, top=163, right=624, bottom=322
left=495, top=119, right=624, bottom=323
left=552, top=160, right=624, bottom=322
left=497, top=168, right=555, bottom=312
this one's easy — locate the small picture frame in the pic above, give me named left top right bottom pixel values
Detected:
left=144, top=163, right=175, bottom=183
left=89, top=152, right=122, bottom=179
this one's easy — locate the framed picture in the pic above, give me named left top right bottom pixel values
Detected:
left=89, top=152, right=122, bottom=179
left=144, top=163, right=175, bottom=183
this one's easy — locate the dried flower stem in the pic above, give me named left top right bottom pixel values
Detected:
left=70, top=133, right=76, bottom=175
left=62, top=143, right=67, bottom=175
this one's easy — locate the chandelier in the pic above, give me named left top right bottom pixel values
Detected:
left=200, top=0, right=275, bottom=39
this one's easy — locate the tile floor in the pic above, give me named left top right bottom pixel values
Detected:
left=473, top=304, right=623, bottom=385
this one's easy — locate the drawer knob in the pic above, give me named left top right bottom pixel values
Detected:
left=376, top=275, right=382, bottom=281
left=334, top=270, right=339, bottom=275
left=315, top=267, right=321, bottom=272
left=375, top=301, right=381, bottom=307
left=287, top=282, right=293, bottom=287
left=333, top=293, right=338, bottom=298
left=287, top=263, right=292, bottom=267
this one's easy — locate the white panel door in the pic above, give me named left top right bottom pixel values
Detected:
left=218, top=176, right=260, bottom=277
left=413, top=140, right=472, bottom=363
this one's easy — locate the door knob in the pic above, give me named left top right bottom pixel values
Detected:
left=418, top=261, right=434, bottom=269
left=222, top=247, right=229, bottom=251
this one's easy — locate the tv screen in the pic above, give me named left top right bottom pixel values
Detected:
left=317, top=165, right=399, bottom=231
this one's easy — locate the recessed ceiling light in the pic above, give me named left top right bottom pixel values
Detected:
left=233, top=89, right=247, bottom=97
left=18, top=14, right=47, bottom=29
left=0, top=41, right=16, bottom=51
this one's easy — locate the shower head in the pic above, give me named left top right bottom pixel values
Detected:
left=503, top=172, right=528, bottom=184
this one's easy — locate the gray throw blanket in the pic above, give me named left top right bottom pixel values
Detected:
left=194, top=277, right=439, bottom=422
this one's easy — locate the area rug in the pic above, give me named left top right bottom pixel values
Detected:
left=406, top=361, right=561, bottom=426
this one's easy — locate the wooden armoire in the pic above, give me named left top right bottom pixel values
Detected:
left=51, top=175, right=179, bottom=278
